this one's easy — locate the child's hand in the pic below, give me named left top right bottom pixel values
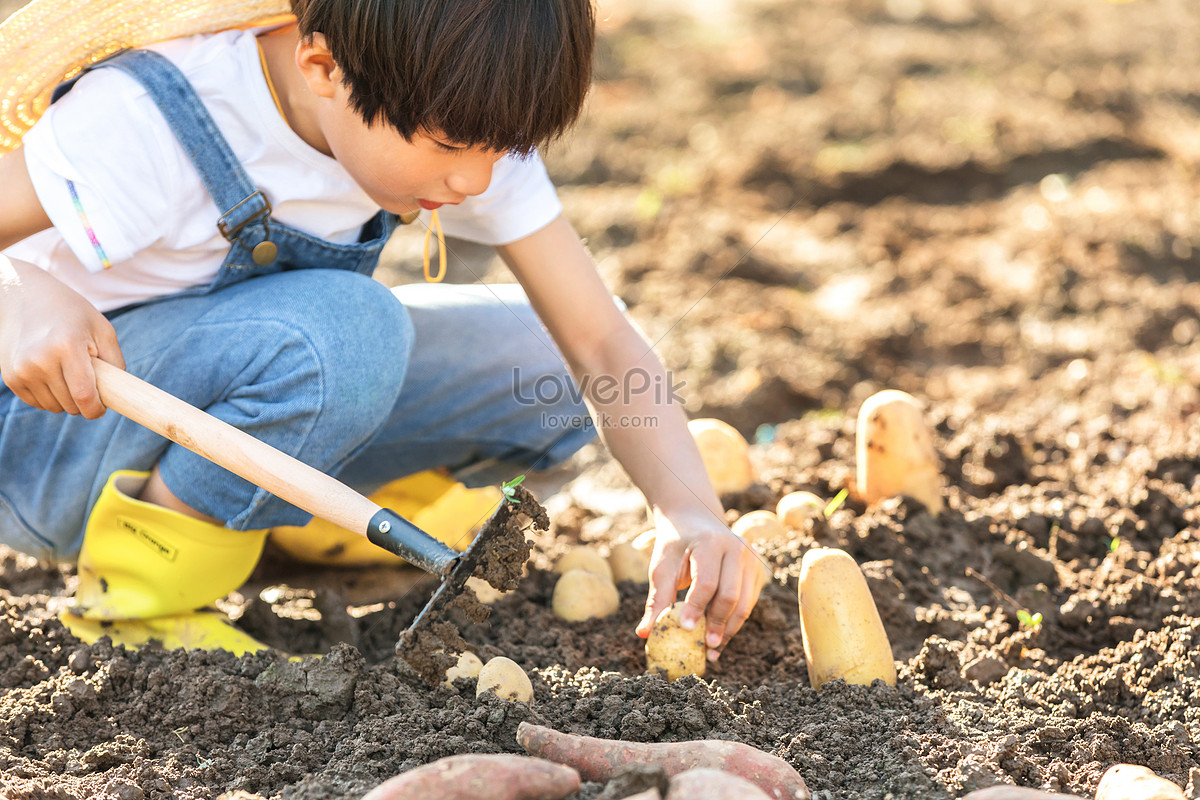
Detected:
left=0, top=256, right=124, bottom=418
left=635, top=510, right=767, bottom=662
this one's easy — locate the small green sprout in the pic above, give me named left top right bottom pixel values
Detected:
left=501, top=474, right=526, bottom=504
left=1108, top=536, right=1120, bottom=554
left=1016, top=609, right=1043, bottom=629
left=823, top=488, right=849, bottom=518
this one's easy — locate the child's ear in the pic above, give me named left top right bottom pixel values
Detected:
left=295, top=32, right=340, bottom=99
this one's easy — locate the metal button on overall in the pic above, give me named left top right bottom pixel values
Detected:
left=252, top=240, right=278, bottom=265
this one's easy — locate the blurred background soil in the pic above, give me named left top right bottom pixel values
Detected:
left=3, top=0, right=1200, bottom=798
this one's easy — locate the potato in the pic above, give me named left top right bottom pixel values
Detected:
left=776, top=492, right=825, bottom=528
left=687, top=418, right=755, bottom=495
left=799, top=548, right=896, bottom=689
left=645, top=602, right=706, bottom=681
left=609, top=539, right=652, bottom=584
left=555, top=547, right=614, bottom=582
left=443, top=650, right=483, bottom=687
left=631, top=529, right=657, bottom=555
left=552, top=570, right=620, bottom=621
left=732, top=510, right=788, bottom=545
left=1095, top=764, right=1185, bottom=800
left=476, top=656, right=533, bottom=703
left=466, top=576, right=510, bottom=605
left=855, top=390, right=943, bottom=513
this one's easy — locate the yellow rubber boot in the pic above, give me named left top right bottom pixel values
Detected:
left=60, top=470, right=270, bottom=655
left=270, top=470, right=503, bottom=566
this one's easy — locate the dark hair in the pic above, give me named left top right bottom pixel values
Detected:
left=292, top=0, right=595, bottom=155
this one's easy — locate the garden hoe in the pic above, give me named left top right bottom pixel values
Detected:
left=80, top=358, right=522, bottom=663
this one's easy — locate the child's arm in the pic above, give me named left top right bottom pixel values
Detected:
left=498, top=215, right=764, bottom=661
left=0, top=148, right=125, bottom=419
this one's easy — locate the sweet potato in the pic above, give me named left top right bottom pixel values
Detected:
left=665, top=768, right=772, bottom=800
left=516, top=722, right=810, bottom=800
left=362, top=754, right=580, bottom=800
left=1095, top=764, right=1185, bottom=800
left=960, top=788, right=1087, bottom=800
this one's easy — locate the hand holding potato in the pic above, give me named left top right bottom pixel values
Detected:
left=635, top=510, right=766, bottom=663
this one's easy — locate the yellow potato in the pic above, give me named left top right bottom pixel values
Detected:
left=466, top=576, right=509, bottom=604
left=609, top=539, right=651, bottom=584
left=776, top=491, right=825, bottom=528
left=443, top=650, right=484, bottom=687
left=645, top=602, right=706, bottom=681
left=687, top=418, right=755, bottom=495
left=799, top=548, right=896, bottom=689
left=555, top=547, right=614, bottom=582
left=476, top=656, right=533, bottom=703
left=631, top=529, right=656, bottom=555
left=856, top=390, right=944, bottom=513
left=731, top=510, right=788, bottom=545
left=552, top=569, right=620, bottom=621
left=1096, top=764, right=1185, bottom=800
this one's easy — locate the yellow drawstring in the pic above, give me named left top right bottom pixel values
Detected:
left=423, top=209, right=447, bottom=282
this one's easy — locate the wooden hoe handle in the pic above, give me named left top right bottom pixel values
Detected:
left=92, top=357, right=381, bottom=535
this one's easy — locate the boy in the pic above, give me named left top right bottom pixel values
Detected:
left=0, top=0, right=763, bottom=659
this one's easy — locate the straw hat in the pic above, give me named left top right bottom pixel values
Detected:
left=0, top=0, right=294, bottom=154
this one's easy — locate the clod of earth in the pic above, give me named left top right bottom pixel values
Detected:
left=799, top=547, right=897, bottom=689
left=855, top=389, right=944, bottom=513
left=664, top=767, right=773, bottom=800
left=516, top=722, right=811, bottom=800
left=360, top=754, right=580, bottom=800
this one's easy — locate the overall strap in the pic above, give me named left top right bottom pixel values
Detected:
left=52, top=49, right=271, bottom=248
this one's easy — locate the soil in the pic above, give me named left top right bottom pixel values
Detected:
left=4, top=0, right=1200, bottom=798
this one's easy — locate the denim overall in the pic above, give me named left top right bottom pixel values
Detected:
left=0, top=49, right=595, bottom=560
left=51, top=49, right=398, bottom=293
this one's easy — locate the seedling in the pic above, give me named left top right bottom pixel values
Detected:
left=501, top=475, right=526, bottom=504
left=1016, top=609, right=1043, bottom=629
left=1109, top=536, right=1120, bottom=554
left=823, top=488, right=849, bottom=518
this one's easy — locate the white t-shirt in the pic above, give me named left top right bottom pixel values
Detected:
left=4, top=28, right=563, bottom=312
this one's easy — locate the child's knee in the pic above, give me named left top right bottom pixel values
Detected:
left=276, top=271, right=415, bottom=409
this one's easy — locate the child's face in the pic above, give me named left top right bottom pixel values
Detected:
left=326, top=107, right=506, bottom=217
left=293, top=33, right=506, bottom=216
